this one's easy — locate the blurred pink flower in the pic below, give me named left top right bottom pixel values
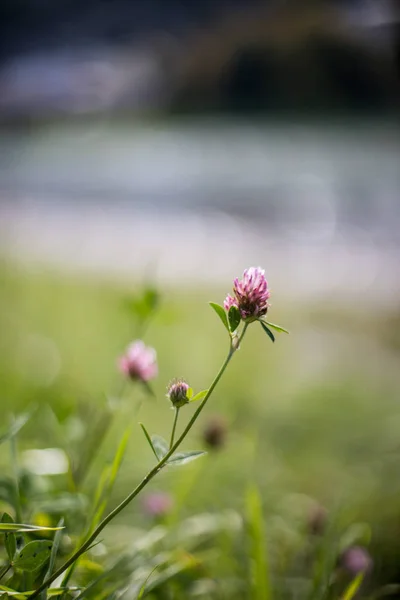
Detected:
left=118, top=340, right=157, bottom=382
left=339, top=546, right=373, bottom=575
left=224, top=266, right=271, bottom=321
left=167, top=378, right=190, bottom=408
left=142, top=492, right=173, bottom=518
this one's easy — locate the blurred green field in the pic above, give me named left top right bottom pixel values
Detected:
left=1, top=259, right=400, bottom=598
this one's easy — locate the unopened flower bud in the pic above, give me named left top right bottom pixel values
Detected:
left=167, top=379, right=190, bottom=408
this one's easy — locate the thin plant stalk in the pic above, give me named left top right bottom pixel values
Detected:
left=10, top=434, right=22, bottom=523
left=29, top=324, right=248, bottom=599
left=169, top=408, right=180, bottom=449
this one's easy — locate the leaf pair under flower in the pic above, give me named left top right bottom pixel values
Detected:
left=140, top=426, right=206, bottom=466
left=209, top=301, right=289, bottom=343
left=209, top=302, right=240, bottom=334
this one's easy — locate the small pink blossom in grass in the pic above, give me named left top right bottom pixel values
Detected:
left=118, top=340, right=157, bottom=382
left=224, top=266, right=271, bottom=321
left=142, top=492, right=173, bottom=518
left=167, top=378, right=190, bottom=408
left=339, top=546, right=373, bottom=575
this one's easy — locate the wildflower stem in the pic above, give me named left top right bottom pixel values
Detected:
left=29, top=323, right=248, bottom=599
left=170, top=408, right=180, bottom=449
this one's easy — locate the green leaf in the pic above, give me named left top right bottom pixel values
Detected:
left=209, top=302, right=229, bottom=333
left=190, top=390, right=208, bottom=403
left=90, top=427, right=131, bottom=532
left=151, top=435, right=169, bottom=460
left=264, top=321, right=289, bottom=334
left=0, top=524, right=64, bottom=533
left=42, top=519, right=64, bottom=600
left=246, top=485, right=271, bottom=600
left=186, top=388, right=193, bottom=400
left=341, top=573, right=364, bottom=600
left=1, top=513, right=16, bottom=562
left=167, top=451, right=207, bottom=466
left=228, top=305, right=241, bottom=332
left=140, top=423, right=159, bottom=461
left=260, top=322, right=275, bottom=343
left=13, top=540, right=53, bottom=572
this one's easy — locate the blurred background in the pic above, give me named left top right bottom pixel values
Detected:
left=1, top=0, right=400, bottom=598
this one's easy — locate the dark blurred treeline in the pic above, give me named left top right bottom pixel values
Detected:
left=175, top=3, right=400, bottom=114
left=0, top=0, right=399, bottom=118
left=0, top=0, right=260, bottom=58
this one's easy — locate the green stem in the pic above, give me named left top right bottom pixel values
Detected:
left=10, top=434, right=22, bottom=523
left=169, top=408, right=180, bottom=449
left=29, top=324, right=248, bottom=599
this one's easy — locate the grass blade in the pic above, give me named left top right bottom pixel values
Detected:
left=341, top=573, right=364, bottom=600
left=42, top=518, right=64, bottom=600
left=0, top=524, right=63, bottom=533
left=246, top=485, right=271, bottom=600
left=89, top=425, right=131, bottom=533
left=137, top=564, right=164, bottom=599
left=62, top=427, right=131, bottom=587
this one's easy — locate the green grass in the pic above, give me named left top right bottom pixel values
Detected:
left=1, top=261, right=400, bottom=598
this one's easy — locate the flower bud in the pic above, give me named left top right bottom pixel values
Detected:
left=166, top=378, right=190, bottom=408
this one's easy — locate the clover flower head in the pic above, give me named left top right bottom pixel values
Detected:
left=224, top=266, right=270, bottom=321
left=118, top=340, right=158, bottom=382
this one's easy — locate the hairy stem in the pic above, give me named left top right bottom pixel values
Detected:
left=29, top=324, right=248, bottom=599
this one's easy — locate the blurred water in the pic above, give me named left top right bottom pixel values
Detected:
left=0, top=119, right=399, bottom=299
